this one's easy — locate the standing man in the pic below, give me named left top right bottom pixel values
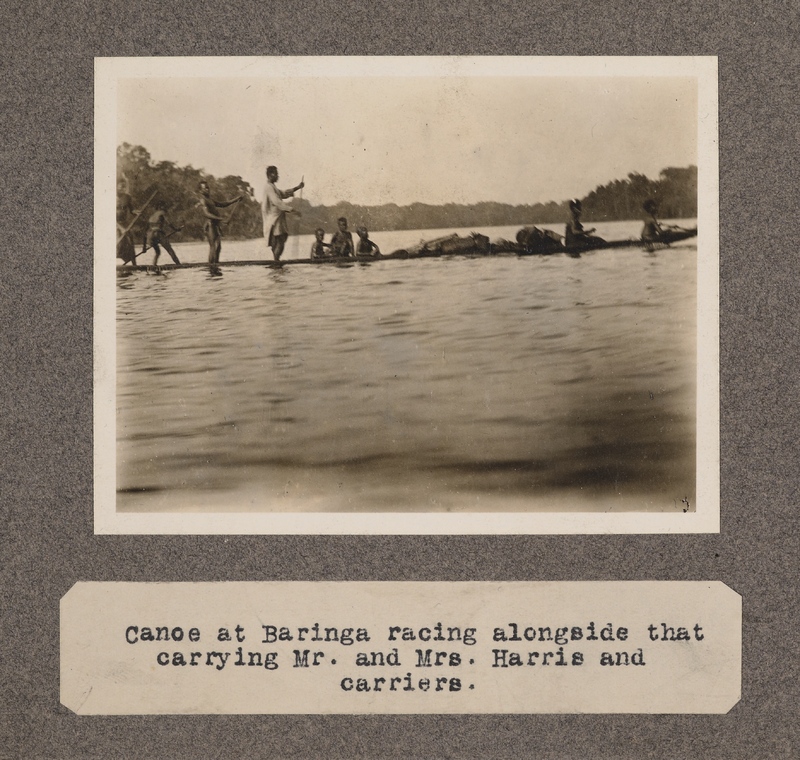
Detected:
left=262, top=165, right=304, bottom=261
left=197, top=180, right=242, bottom=264
left=116, top=174, right=138, bottom=265
left=143, top=202, right=182, bottom=266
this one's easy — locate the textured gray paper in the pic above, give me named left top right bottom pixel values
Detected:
left=3, top=0, right=798, bottom=757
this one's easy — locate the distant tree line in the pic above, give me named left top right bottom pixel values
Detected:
left=118, top=143, right=697, bottom=242
left=580, top=167, right=697, bottom=222
left=290, top=166, right=697, bottom=232
left=289, top=198, right=571, bottom=235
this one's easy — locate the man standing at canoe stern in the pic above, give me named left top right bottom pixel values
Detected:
left=144, top=202, right=182, bottom=266
left=116, top=174, right=138, bottom=265
left=262, top=165, right=304, bottom=261
left=197, top=180, right=243, bottom=264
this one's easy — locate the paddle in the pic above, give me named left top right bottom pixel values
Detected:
left=222, top=186, right=254, bottom=227
left=117, top=188, right=157, bottom=246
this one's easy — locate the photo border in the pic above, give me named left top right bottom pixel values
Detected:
left=95, top=55, right=719, bottom=535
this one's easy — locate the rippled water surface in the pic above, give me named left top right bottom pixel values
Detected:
left=116, top=221, right=696, bottom=512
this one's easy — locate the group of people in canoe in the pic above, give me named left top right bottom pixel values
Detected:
left=116, top=175, right=185, bottom=266
left=117, top=164, right=382, bottom=266
left=117, top=172, right=258, bottom=266
left=117, top=163, right=680, bottom=266
left=310, top=218, right=382, bottom=259
left=517, top=197, right=680, bottom=253
left=564, top=197, right=670, bottom=248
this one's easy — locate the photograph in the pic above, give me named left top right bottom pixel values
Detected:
left=95, top=56, right=719, bottom=534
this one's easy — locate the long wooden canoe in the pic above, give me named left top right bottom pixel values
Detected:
left=116, top=228, right=697, bottom=271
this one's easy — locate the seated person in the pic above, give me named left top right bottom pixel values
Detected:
left=355, top=226, right=381, bottom=256
left=310, top=228, right=331, bottom=259
left=641, top=199, right=664, bottom=244
left=329, top=217, right=354, bottom=257
left=565, top=199, right=605, bottom=248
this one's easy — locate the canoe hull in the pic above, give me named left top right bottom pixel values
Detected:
left=116, top=228, right=698, bottom=271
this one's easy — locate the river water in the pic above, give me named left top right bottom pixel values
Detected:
left=116, top=220, right=696, bottom=513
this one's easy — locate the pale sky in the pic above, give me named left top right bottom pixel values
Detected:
left=118, top=75, right=697, bottom=207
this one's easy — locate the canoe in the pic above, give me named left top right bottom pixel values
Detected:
left=116, top=228, right=697, bottom=271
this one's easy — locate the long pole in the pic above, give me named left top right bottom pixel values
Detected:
left=132, top=226, right=182, bottom=261
left=292, top=175, right=304, bottom=258
left=117, top=188, right=157, bottom=245
left=222, top=186, right=253, bottom=228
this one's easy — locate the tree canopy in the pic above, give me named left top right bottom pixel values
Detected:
left=580, top=167, right=697, bottom=222
left=117, top=143, right=261, bottom=244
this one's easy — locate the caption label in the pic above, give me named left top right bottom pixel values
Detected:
left=61, top=581, right=740, bottom=714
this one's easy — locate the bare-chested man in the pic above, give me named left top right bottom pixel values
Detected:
left=144, top=202, right=182, bottom=265
left=197, top=180, right=242, bottom=264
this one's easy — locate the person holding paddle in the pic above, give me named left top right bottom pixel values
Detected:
left=640, top=198, right=667, bottom=249
left=640, top=198, right=696, bottom=250
left=143, top=202, right=182, bottom=265
left=262, top=165, right=304, bottom=261
left=197, top=180, right=243, bottom=264
left=116, top=174, right=139, bottom=265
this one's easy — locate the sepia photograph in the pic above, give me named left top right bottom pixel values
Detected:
left=95, top=56, right=719, bottom=533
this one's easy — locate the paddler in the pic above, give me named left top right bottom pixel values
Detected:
left=565, top=199, right=605, bottom=249
left=355, top=226, right=381, bottom=256
left=641, top=199, right=664, bottom=246
left=143, top=202, right=182, bottom=265
left=329, top=217, right=355, bottom=258
left=197, top=180, right=243, bottom=264
left=310, top=228, right=332, bottom=259
left=262, top=165, right=304, bottom=261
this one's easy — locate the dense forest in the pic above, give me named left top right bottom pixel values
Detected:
left=580, top=167, right=698, bottom=221
left=118, top=143, right=697, bottom=244
left=117, top=144, right=261, bottom=244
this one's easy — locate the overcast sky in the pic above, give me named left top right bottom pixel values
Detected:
left=118, top=74, right=697, bottom=207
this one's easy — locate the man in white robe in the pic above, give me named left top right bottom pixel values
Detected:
left=262, top=165, right=304, bottom=260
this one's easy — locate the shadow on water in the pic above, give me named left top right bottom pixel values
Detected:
left=116, top=270, right=136, bottom=288
left=258, top=265, right=291, bottom=285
